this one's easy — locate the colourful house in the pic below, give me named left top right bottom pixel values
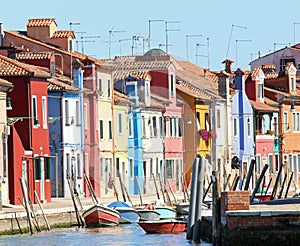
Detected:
left=0, top=54, right=51, bottom=205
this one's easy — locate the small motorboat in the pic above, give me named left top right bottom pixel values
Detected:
left=138, top=219, right=187, bottom=234
left=154, top=205, right=177, bottom=219
left=107, top=201, right=141, bottom=223
left=82, top=203, right=120, bottom=227
left=136, top=206, right=160, bottom=221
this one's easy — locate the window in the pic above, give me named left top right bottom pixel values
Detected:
left=83, top=103, right=88, bottom=130
left=77, top=154, right=82, bottom=178
left=118, top=113, right=122, bottom=134
left=283, top=112, right=289, bottom=132
left=129, top=117, right=133, bottom=137
left=170, top=74, right=174, bottom=97
left=169, top=117, right=173, bottom=137
left=76, top=101, right=80, bottom=126
left=65, top=99, right=70, bottom=126
left=280, top=58, right=295, bottom=72
left=108, top=120, right=112, bottom=139
left=99, top=120, right=104, bottom=139
left=116, top=157, right=120, bottom=177
left=166, top=159, right=174, bottom=179
left=150, top=159, right=153, bottom=177
left=98, top=78, right=102, bottom=94
left=153, top=116, right=157, bottom=137
left=148, top=118, right=153, bottom=137
left=233, top=118, right=238, bottom=136
left=35, top=158, right=41, bottom=180
left=130, top=159, right=134, bottom=178
left=142, top=116, right=146, bottom=138
left=247, top=117, right=251, bottom=137
left=205, top=113, right=210, bottom=131
left=42, top=96, right=47, bottom=128
left=32, top=96, right=39, bottom=126
left=85, top=153, right=89, bottom=176
left=289, top=154, right=293, bottom=172
left=178, top=117, right=183, bottom=137
left=174, top=118, right=177, bottom=137
left=256, top=155, right=261, bottom=173
left=107, top=79, right=111, bottom=98
left=45, top=157, right=50, bottom=180
left=291, top=77, right=295, bottom=91
left=159, top=116, right=164, bottom=137
left=258, top=83, right=263, bottom=100
left=217, top=109, right=221, bottom=128
left=66, top=153, right=70, bottom=178
left=268, top=154, right=273, bottom=174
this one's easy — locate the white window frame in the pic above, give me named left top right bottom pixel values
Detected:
left=42, top=96, right=47, bottom=129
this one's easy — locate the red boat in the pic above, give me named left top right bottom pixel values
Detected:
left=82, top=204, right=120, bottom=227
left=137, top=219, right=187, bottom=234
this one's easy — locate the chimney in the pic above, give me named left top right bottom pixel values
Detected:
left=0, top=23, right=3, bottom=47
left=222, top=59, right=234, bottom=74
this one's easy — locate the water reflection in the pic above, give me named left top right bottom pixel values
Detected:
left=0, top=224, right=211, bottom=246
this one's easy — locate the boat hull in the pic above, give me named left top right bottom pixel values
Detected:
left=83, top=204, right=120, bottom=227
left=136, top=209, right=160, bottom=221
left=138, top=219, right=187, bottom=234
left=115, top=207, right=141, bottom=223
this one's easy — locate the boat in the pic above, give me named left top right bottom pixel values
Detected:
left=174, top=202, right=189, bottom=215
left=136, top=208, right=160, bottom=221
left=107, top=201, right=141, bottom=223
left=154, top=206, right=177, bottom=219
left=82, top=203, right=120, bottom=227
left=138, top=219, right=187, bottom=234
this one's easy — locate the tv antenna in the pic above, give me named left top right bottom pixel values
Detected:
left=109, top=28, right=126, bottom=58
left=225, top=24, right=247, bottom=59
left=165, top=21, right=180, bottom=53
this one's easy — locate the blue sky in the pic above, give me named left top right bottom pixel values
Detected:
left=1, top=0, right=300, bottom=71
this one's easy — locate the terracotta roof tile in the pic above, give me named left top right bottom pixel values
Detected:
left=27, top=18, right=57, bottom=27
left=250, top=100, right=278, bottom=112
left=16, top=51, right=53, bottom=60
left=48, top=76, right=79, bottom=92
left=0, top=54, right=50, bottom=77
left=113, top=70, right=151, bottom=81
left=52, top=30, right=75, bottom=39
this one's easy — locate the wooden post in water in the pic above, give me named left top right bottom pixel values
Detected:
left=186, top=157, right=199, bottom=240
left=157, top=173, right=166, bottom=204
left=152, top=173, right=160, bottom=201
left=285, top=172, right=294, bottom=198
left=212, top=170, right=221, bottom=246
left=278, top=173, right=287, bottom=199
left=118, top=171, right=127, bottom=202
left=202, top=179, right=212, bottom=203
left=271, top=163, right=283, bottom=200
left=167, top=180, right=177, bottom=204
left=135, top=176, right=143, bottom=206
left=84, top=173, right=98, bottom=204
left=250, top=164, right=269, bottom=202
left=244, top=159, right=255, bottom=190
left=224, top=174, right=231, bottom=191
left=264, top=178, right=272, bottom=196
left=20, top=178, right=34, bottom=235
left=192, top=157, right=205, bottom=244
left=34, top=191, right=51, bottom=231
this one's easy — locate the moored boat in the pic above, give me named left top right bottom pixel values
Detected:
left=174, top=202, right=189, bottom=215
left=82, top=203, right=120, bottom=227
left=138, top=219, right=187, bottom=234
left=136, top=208, right=160, bottom=221
left=108, top=201, right=141, bottom=223
left=155, top=206, right=177, bottom=219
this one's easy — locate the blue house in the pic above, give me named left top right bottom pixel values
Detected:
left=232, top=68, right=255, bottom=179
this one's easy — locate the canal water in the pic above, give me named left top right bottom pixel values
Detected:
left=0, top=224, right=212, bottom=246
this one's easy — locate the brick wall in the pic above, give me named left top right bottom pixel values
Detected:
left=221, top=191, right=250, bottom=217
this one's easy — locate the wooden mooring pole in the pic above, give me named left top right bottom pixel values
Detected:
left=212, top=170, right=221, bottom=246
left=250, top=164, right=269, bottom=202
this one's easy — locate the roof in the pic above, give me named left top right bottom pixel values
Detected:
left=250, top=100, right=278, bottom=112
left=114, top=90, right=132, bottom=105
left=52, top=30, right=75, bottom=39
left=0, top=54, right=50, bottom=77
left=110, top=60, right=171, bottom=71
left=175, top=61, right=219, bottom=99
left=16, top=51, right=53, bottom=60
left=27, top=18, right=57, bottom=27
left=47, top=74, right=79, bottom=92
left=113, top=70, right=151, bottom=81
left=0, top=78, right=13, bottom=90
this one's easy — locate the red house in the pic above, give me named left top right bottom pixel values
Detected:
left=0, top=54, right=51, bottom=205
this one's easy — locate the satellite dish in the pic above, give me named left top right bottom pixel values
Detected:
left=231, top=156, right=240, bottom=169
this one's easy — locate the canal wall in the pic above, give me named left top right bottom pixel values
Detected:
left=200, top=190, right=300, bottom=245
